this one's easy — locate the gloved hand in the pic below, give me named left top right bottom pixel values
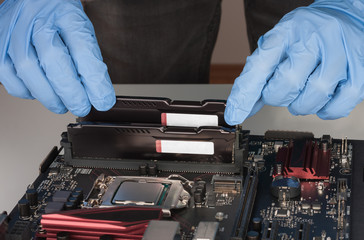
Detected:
left=225, top=0, right=364, bottom=125
left=0, top=0, right=116, bottom=116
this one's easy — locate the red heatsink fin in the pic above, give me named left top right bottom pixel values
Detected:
left=38, top=206, right=163, bottom=240
left=274, top=140, right=330, bottom=180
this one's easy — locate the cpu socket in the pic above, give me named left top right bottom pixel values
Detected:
left=85, top=176, right=191, bottom=215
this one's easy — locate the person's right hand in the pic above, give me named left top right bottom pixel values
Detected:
left=0, top=0, right=115, bottom=116
left=225, top=0, right=364, bottom=125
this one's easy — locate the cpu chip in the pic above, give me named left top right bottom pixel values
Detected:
left=112, top=181, right=165, bottom=206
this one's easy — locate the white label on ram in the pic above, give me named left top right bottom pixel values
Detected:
left=161, top=113, right=218, bottom=127
left=156, top=140, right=214, bottom=155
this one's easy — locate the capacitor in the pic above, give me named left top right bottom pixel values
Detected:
left=148, top=164, right=158, bottom=176
left=194, top=190, right=203, bottom=204
left=17, top=199, right=30, bottom=219
left=139, top=164, right=148, bottom=175
left=195, top=186, right=206, bottom=198
left=72, top=192, right=82, bottom=201
left=65, top=202, right=75, bottom=210
left=26, top=188, right=38, bottom=207
left=252, top=217, right=262, bottom=232
left=73, top=188, right=84, bottom=202
left=196, top=181, right=206, bottom=189
left=322, top=142, right=328, bottom=153
left=68, top=197, right=78, bottom=205
left=215, top=212, right=224, bottom=221
left=271, top=176, right=301, bottom=199
left=57, top=231, right=70, bottom=240
left=74, top=187, right=83, bottom=197
left=246, top=231, right=259, bottom=240
left=74, top=187, right=83, bottom=194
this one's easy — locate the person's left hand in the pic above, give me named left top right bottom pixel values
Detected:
left=224, top=0, right=364, bottom=125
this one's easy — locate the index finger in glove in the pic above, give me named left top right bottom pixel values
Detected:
left=224, top=27, right=288, bottom=125
left=32, top=22, right=92, bottom=117
left=55, top=5, right=115, bottom=112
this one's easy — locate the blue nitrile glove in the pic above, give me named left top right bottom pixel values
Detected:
left=0, top=0, right=116, bottom=116
left=225, top=0, right=364, bottom=125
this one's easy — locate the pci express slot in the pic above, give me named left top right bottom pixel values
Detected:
left=262, top=221, right=279, bottom=240
left=231, top=174, right=258, bottom=239
left=294, top=222, right=310, bottom=240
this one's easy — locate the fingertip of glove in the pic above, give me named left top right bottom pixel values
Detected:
left=49, top=106, right=68, bottom=115
left=288, top=107, right=299, bottom=116
left=317, top=112, right=333, bottom=120
left=71, top=104, right=92, bottom=117
left=316, top=111, right=343, bottom=120
left=6, top=87, right=35, bottom=100
left=224, top=105, right=249, bottom=126
left=91, top=93, right=116, bottom=112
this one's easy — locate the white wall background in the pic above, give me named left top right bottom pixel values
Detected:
left=211, top=0, right=250, bottom=64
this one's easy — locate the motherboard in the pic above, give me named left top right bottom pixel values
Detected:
left=248, top=134, right=352, bottom=240
left=0, top=97, right=361, bottom=240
